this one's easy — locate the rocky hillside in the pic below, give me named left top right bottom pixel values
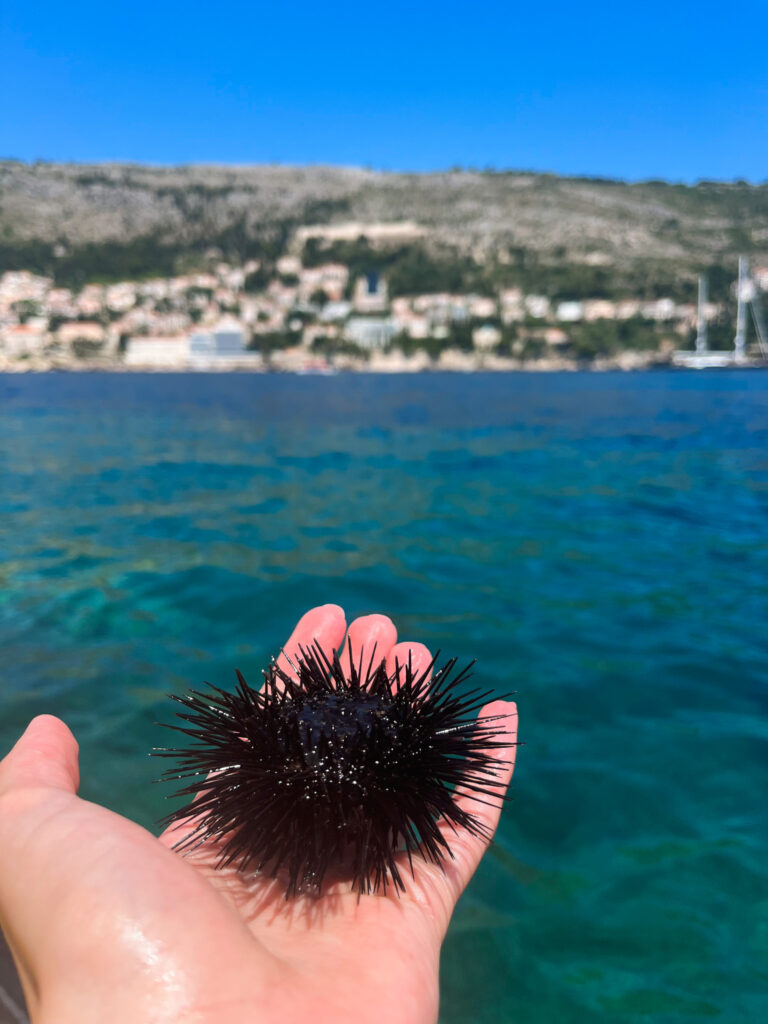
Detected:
left=1, top=160, right=766, bottom=289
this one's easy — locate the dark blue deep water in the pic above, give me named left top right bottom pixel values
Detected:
left=1, top=371, right=767, bottom=1022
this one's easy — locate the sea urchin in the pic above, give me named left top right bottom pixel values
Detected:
left=155, top=642, right=512, bottom=897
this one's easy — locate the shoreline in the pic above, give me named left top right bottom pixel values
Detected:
left=3, top=347, right=766, bottom=375
left=1, top=360, right=766, bottom=375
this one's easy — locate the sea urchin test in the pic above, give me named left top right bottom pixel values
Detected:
left=156, top=643, right=511, bottom=897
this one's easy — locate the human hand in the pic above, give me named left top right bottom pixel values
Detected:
left=0, top=605, right=518, bottom=1024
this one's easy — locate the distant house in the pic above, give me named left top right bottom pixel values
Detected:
left=1, top=323, right=48, bottom=357
left=472, top=324, right=502, bottom=350
left=189, top=320, right=247, bottom=356
left=524, top=295, right=550, bottom=319
left=412, top=294, right=469, bottom=325
left=344, top=317, right=398, bottom=349
left=394, top=312, right=430, bottom=339
left=469, top=296, right=497, bottom=319
left=124, top=335, right=190, bottom=367
left=277, top=256, right=303, bottom=277
left=105, top=283, right=137, bottom=312
left=353, top=273, right=388, bottom=313
left=0, top=271, right=51, bottom=303
left=615, top=300, right=642, bottom=320
left=544, top=328, right=569, bottom=346
left=641, top=298, right=676, bottom=321
left=299, top=263, right=349, bottom=302
left=556, top=301, right=583, bottom=323
left=582, top=300, right=618, bottom=321
left=320, top=301, right=352, bottom=322
left=500, top=288, right=524, bottom=323
left=56, top=321, right=106, bottom=346
left=47, top=288, right=77, bottom=317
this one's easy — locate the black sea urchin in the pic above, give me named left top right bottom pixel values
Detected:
left=155, top=643, right=512, bottom=897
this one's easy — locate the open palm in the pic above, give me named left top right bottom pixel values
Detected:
left=0, top=606, right=517, bottom=1024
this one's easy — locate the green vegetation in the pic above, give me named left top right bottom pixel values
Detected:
left=489, top=251, right=703, bottom=304
left=310, top=335, right=365, bottom=357
left=565, top=318, right=662, bottom=360
left=0, top=227, right=295, bottom=289
left=11, top=299, right=41, bottom=322
left=388, top=333, right=445, bottom=360
left=243, top=267, right=270, bottom=292
left=302, top=238, right=487, bottom=297
left=54, top=236, right=181, bottom=288
left=387, top=249, right=480, bottom=297
left=2, top=162, right=765, bottom=368
left=0, top=240, right=59, bottom=278
left=71, top=338, right=105, bottom=359
left=247, top=330, right=301, bottom=354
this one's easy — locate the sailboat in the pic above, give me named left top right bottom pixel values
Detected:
left=673, top=257, right=768, bottom=368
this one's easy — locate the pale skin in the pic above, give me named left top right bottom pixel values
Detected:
left=0, top=605, right=518, bottom=1024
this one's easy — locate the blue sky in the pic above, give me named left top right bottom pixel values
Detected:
left=2, top=0, right=766, bottom=181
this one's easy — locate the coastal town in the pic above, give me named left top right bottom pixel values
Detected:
left=2, top=221, right=766, bottom=373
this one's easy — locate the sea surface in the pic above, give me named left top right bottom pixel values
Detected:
left=1, top=370, right=766, bottom=1023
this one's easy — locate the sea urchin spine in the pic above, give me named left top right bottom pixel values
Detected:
left=155, top=642, right=513, bottom=897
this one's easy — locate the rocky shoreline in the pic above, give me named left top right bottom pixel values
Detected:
left=0, top=349, right=686, bottom=374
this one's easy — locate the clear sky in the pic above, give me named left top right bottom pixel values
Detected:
left=2, top=0, right=766, bottom=182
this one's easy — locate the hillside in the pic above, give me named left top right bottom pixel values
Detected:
left=1, top=161, right=767, bottom=300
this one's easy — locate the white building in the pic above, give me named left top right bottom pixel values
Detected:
left=394, top=312, right=430, bottom=339
left=276, top=256, right=303, bottom=277
left=582, top=300, right=618, bottom=321
left=105, top=283, right=138, bottom=312
left=544, top=328, right=569, bottom=346
left=353, top=273, right=388, bottom=313
left=412, top=294, right=469, bottom=325
left=0, top=271, right=51, bottom=303
left=468, top=296, right=497, bottom=319
left=299, top=264, right=349, bottom=302
left=344, top=317, right=398, bottom=349
left=615, top=300, right=642, bottom=320
left=47, top=288, right=78, bottom=318
left=472, top=324, right=502, bottom=350
left=320, top=301, right=352, bottom=322
left=524, top=295, right=551, bottom=319
left=641, top=298, right=676, bottom=321
left=189, top=320, right=247, bottom=356
left=0, top=323, right=48, bottom=357
left=124, top=335, right=190, bottom=367
left=556, top=301, right=583, bottom=322
left=500, top=288, right=524, bottom=323
left=56, top=322, right=106, bottom=346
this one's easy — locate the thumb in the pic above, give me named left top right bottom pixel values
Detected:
left=0, top=716, right=80, bottom=798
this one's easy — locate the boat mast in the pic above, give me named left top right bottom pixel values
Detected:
left=734, top=255, right=748, bottom=362
left=748, top=267, right=768, bottom=361
left=695, top=274, right=708, bottom=354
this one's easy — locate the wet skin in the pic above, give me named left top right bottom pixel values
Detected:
left=0, top=606, right=518, bottom=1024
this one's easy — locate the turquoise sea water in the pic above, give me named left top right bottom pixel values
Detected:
left=1, top=370, right=766, bottom=1022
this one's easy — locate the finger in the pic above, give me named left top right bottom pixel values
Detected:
left=385, top=641, right=433, bottom=689
left=434, top=700, right=518, bottom=907
left=339, top=614, right=397, bottom=680
left=0, top=716, right=80, bottom=798
left=162, top=606, right=347, bottom=846
left=275, top=603, right=347, bottom=682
